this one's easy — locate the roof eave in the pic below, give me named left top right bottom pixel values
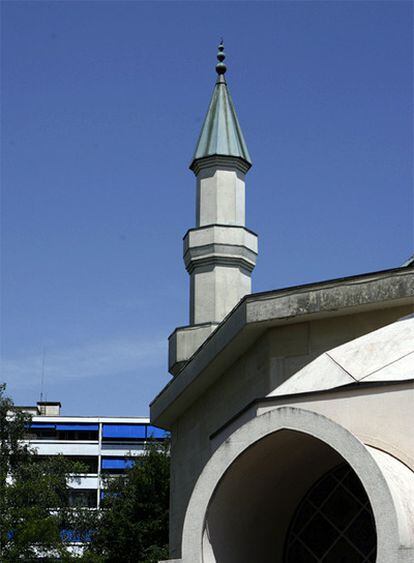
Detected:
left=150, top=265, right=414, bottom=429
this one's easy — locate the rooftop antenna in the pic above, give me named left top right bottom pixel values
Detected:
left=40, top=346, right=46, bottom=402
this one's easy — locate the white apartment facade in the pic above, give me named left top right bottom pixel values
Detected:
left=22, top=401, right=168, bottom=510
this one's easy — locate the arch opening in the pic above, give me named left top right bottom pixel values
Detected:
left=203, top=430, right=377, bottom=563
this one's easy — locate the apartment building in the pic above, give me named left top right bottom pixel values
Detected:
left=21, top=401, right=168, bottom=509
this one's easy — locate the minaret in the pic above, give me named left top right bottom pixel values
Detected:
left=169, top=42, right=258, bottom=375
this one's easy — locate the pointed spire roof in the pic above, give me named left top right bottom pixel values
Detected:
left=190, top=42, right=252, bottom=172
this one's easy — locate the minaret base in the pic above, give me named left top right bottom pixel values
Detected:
left=168, top=322, right=219, bottom=376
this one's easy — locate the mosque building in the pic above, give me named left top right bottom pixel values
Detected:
left=151, top=43, right=414, bottom=563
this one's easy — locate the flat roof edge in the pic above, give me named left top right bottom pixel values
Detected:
left=151, top=267, right=414, bottom=427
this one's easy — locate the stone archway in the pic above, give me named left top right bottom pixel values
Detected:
left=180, top=407, right=414, bottom=563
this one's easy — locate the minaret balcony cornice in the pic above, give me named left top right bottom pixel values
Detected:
left=183, top=224, right=258, bottom=275
left=190, top=155, right=251, bottom=176
left=184, top=252, right=257, bottom=275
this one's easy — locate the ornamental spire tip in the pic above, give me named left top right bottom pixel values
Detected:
left=216, top=40, right=227, bottom=76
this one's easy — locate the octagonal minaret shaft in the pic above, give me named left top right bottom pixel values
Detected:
left=185, top=42, right=258, bottom=326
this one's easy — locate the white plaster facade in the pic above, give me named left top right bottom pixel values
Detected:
left=23, top=408, right=167, bottom=509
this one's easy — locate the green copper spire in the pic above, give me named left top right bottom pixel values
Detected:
left=190, top=41, right=252, bottom=171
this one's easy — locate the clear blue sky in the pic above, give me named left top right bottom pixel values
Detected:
left=1, top=1, right=413, bottom=416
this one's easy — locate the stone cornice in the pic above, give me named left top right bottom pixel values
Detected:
left=183, top=224, right=258, bottom=274
left=184, top=252, right=257, bottom=275
left=190, top=155, right=251, bottom=175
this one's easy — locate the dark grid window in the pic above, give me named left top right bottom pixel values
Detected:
left=68, top=489, right=97, bottom=508
left=33, top=455, right=98, bottom=473
left=284, top=464, right=377, bottom=562
left=57, top=430, right=99, bottom=441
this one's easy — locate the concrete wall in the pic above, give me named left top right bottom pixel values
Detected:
left=196, top=168, right=245, bottom=227
left=190, top=264, right=252, bottom=325
left=169, top=303, right=412, bottom=557
left=257, top=384, right=414, bottom=470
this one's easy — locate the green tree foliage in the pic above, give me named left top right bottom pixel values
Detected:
left=87, top=441, right=170, bottom=563
left=0, top=384, right=91, bottom=561
left=0, top=385, right=170, bottom=562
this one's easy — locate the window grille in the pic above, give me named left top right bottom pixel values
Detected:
left=284, top=463, right=376, bottom=562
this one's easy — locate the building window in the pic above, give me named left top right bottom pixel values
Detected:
left=146, top=425, right=169, bottom=440
left=26, top=423, right=57, bottom=440
left=101, top=457, right=135, bottom=474
left=284, top=463, right=377, bottom=562
left=68, top=455, right=99, bottom=473
left=57, top=430, right=99, bottom=441
left=102, top=424, right=146, bottom=441
left=68, top=489, right=97, bottom=508
left=33, top=455, right=98, bottom=473
left=56, top=423, right=99, bottom=441
left=27, top=423, right=99, bottom=441
left=101, top=423, right=169, bottom=442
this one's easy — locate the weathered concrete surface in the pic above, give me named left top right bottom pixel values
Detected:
left=196, top=167, right=246, bottom=227
left=153, top=267, right=414, bottom=427
left=168, top=323, right=218, bottom=376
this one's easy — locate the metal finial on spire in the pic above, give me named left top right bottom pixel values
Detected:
left=191, top=38, right=251, bottom=168
left=216, top=40, right=227, bottom=75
